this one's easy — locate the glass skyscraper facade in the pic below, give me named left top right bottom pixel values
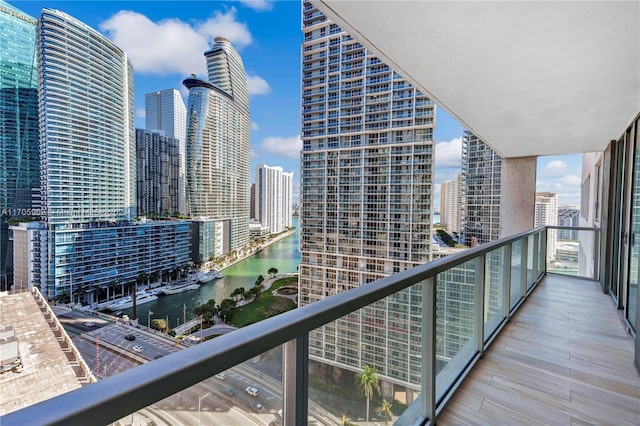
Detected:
left=299, top=2, right=435, bottom=388
left=31, top=8, right=189, bottom=301
left=184, top=37, right=250, bottom=253
left=145, top=89, right=187, bottom=214
left=135, top=129, right=180, bottom=217
left=0, top=1, right=39, bottom=288
left=461, top=130, right=502, bottom=247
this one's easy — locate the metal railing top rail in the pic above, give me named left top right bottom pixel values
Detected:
left=1, top=225, right=598, bottom=426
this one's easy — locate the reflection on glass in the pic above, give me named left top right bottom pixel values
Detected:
left=510, top=241, right=523, bottom=308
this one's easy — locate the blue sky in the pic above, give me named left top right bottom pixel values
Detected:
left=13, top=0, right=583, bottom=207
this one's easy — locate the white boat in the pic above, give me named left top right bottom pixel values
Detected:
left=157, top=282, right=200, bottom=295
left=107, top=291, right=158, bottom=310
left=215, top=272, right=224, bottom=279
left=196, top=271, right=218, bottom=283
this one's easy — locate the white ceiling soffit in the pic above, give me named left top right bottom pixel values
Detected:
left=312, top=1, right=640, bottom=158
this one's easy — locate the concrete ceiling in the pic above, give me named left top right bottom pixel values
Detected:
left=312, top=1, right=640, bottom=158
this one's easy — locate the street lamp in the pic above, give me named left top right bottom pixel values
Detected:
left=198, top=392, right=211, bottom=426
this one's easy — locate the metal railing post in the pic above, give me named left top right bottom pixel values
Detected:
left=422, top=277, right=436, bottom=423
left=476, top=255, right=486, bottom=356
left=503, top=243, right=512, bottom=320
left=283, top=334, right=309, bottom=426
left=532, top=232, right=539, bottom=283
left=521, top=237, right=528, bottom=299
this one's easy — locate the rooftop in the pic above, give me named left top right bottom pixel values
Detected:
left=0, top=291, right=91, bottom=416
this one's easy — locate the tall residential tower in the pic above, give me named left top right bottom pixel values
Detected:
left=184, top=37, right=250, bottom=258
left=254, top=164, right=294, bottom=234
left=0, top=1, right=40, bottom=289
left=299, top=2, right=435, bottom=388
left=145, top=89, right=187, bottom=214
left=461, top=130, right=502, bottom=246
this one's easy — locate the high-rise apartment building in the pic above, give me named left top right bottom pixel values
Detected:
left=535, top=192, right=559, bottom=260
left=135, top=129, right=180, bottom=216
left=558, top=206, right=580, bottom=240
left=441, top=172, right=462, bottom=234
left=254, top=164, right=294, bottom=234
left=184, top=37, right=250, bottom=255
left=28, top=8, right=189, bottom=301
left=0, top=1, right=40, bottom=289
left=461, top=130, right=502, bottom=246
left=145, top=89, right=187, bottom=214
left=299, top=2, right=435, bottom=388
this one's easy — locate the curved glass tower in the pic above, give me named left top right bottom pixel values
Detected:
left=184, top=37, right=250, bottom=253
left=38, top=8, right=135, bottom=224
left=0, top=1, right=39, bottom=288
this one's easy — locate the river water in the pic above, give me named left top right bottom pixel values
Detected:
left=121, top=217, right=301, bottom=328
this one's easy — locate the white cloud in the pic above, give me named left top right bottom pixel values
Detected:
left=239, top=0, right=275, bottom=12
left=536, top=174, right=582, bottom=205
left=435, top=137, right=462, bottom=168
left=247, top=75, right=271, bottom=95
left=136, top=108, right=146, bottom=119
left=260, top=135, right=302, bottom=159
left=100, top=8, right=252, bottom=77
left=251, top=122, right=260, bottom=131
left=542, top=160, right=567, bottom=178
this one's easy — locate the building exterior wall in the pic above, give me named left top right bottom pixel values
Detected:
left=145, top=89, right=187, bottom=214
left=184, top=37, right=250, bottom=254
left=38, top=8, right=135, bottom=224
left=299, top=2, right=435, bottom=388
left=255, top=164, right=294, bottom=234
left=441, top=172, right=462, bottom=234
left=461, top=130, right=502, bottom=246
left=0, top=1, right=39, bottom=288
left=135, top=129, right=180, bottom=216
left=535, top=191, right=559, bottom=260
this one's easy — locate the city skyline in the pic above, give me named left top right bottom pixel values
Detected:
left=8, top=0, right=583, bottom=207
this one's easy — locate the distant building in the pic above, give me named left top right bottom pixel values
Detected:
left=558, top=206, right=580, bottom=240
left=441, top=172, right=462, bottom=234
left=0, top=2, right=40, bottom=289
left=135, top=129, right=180, bottom=217
left=461, top=130, right=502, bottom=246
left=535, top=192, right=559, bottom=260
left=184, top=37, right=250, bottom=257
left=254, top=164, right=294, bottom=234
left=145, top=89, right=187, bottom=214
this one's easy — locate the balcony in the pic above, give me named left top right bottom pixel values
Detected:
left=4, top=226, right=635, bottom=426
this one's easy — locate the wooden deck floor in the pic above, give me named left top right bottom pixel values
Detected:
left=437, top=274, right=640, bottom=426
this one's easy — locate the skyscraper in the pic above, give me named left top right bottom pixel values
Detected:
left=31, top=8, right=189, bottom=301
left=535, top=192, right=559, bottom=260
left=461, top=130, right=502, bottom=246
left=299, top=2, right=435, bottom=387
left=0, top=1, right=39, bottom=289
left=135, top=129, right=180, bottom=216
left=145, top=89, right=187, bottom=214
left=184, top=37, right=250, bottom=255
left=441, top=172, right=462, bottom=234
left=254, top=164, right=294, bottom=234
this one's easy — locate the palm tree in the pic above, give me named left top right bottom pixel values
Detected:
left=356, top=365, right=380, bottom=425
left=375, top=399, right=393, bottom=426
left=268, top=267, right=278, bottom=277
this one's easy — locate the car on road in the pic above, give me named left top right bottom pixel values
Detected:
left=215, top=372, right=227, bottom=380
left=132, top=345, right=143, bottom=353
left=124, top=334, right=136, bottom=341
left=253, top=402, right=264, bottom=412
left=83, top=321, right=96, bottom=327
left=223, top=387, right=236, bottom=397
left=245, top=386, right=259, bottom=397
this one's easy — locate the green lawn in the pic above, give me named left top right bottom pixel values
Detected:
left=230, top=276, right=297, bottom=327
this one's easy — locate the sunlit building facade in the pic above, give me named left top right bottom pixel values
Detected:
left=33, top=9, right=188, bottom=301
left=255, top=164, right=294, bottom=234
left=299, top=2, right=435, bottom=388
left=184, top=37, right=250, bottom=254
left=0, top=1, right=39, bottom=289
left=145, top=89, right=187, bottom=214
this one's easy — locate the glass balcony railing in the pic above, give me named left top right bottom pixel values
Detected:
left=2, top=226, right=600, bottom=426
